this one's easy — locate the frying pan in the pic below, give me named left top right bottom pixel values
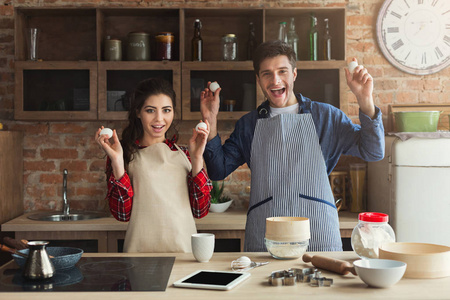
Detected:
left=12, top=247, right=83, bottom=270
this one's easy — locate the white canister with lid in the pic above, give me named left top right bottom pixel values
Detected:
left=351, top=212, right=395, bottom=259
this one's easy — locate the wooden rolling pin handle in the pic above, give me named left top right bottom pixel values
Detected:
left=302, top=253, right=356, bottom=276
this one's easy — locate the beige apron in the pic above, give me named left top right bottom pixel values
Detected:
left=124, top=143, right=197, bottom=253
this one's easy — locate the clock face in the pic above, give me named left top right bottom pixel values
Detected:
left=376, top=0, right=450, bottom=75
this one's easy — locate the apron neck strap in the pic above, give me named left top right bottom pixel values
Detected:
left=257, top=94, right=309, bottom=118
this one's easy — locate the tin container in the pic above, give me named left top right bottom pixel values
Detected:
left=104, top=38, right=122, bottom=61
left=126, top=32, right=150, bottom=61
left=155, top=32, right=174, bottom=61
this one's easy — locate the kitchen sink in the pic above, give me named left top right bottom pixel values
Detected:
left=27, top=211, right=108, bottom=222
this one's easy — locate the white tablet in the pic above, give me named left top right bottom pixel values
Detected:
left=173, top=270, right=251, bottom=291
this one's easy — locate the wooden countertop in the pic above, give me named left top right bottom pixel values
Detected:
left=0, top=251, right=448, bottom=299
left=1, top=210, right=358, bottom=232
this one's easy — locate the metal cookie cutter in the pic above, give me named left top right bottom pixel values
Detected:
left=310, top=269, right=333, bottom=287
left=268, top=270, right=285, bottom=286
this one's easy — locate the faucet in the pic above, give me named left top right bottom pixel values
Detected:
left=63, top=169, right=70, bottom=215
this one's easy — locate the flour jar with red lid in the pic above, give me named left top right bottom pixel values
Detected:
left=351, top=212, right=396, bottom=259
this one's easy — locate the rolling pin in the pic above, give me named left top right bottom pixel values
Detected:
left=302, top=253, right=356, bottom=275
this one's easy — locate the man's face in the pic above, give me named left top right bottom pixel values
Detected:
left=256, top=55, right=297, bottom=108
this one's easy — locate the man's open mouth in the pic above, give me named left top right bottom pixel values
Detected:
left=270, top=87, right=285, bottom=96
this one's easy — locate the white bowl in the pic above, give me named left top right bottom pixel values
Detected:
left=353, top=259, right=406, bottom=288
left=209, top=200, right=233, bottom=213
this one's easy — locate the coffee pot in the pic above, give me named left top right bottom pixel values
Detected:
left=23, top=241, right=55, bottom=280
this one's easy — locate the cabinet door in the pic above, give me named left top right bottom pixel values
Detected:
left=15, top=8, right=97, bottom=61
left=97, top=8, right=180, bottom=62
left=264, top=8, right=346, bottom=61
left=98, top=61, right=181, bottom=120
left=182, top=61, right=263, bottom=120
left=14, top=61, right=98, bottom=121
left=183, top=8, right=264, bottom=62
left=294, top=61, right=347, bottom=113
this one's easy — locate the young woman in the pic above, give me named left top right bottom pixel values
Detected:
left=95, top=78, right=212, bottom=253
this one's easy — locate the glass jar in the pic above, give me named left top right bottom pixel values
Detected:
left=155, top=32, right=174, bottom=61
left=222, top=34, right=237, bottom=61
left=351, top=212, right=395, bottom=259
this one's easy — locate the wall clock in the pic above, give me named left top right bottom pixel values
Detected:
left=376, top=0, right=450, bottom=75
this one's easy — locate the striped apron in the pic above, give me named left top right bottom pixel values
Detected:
left=245, top=112, right=343, bottom=252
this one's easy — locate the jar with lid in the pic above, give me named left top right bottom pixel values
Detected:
left=155, top=32, right=174, bottom=61
left=222, top=34, right=237, bottom=61
left=351, top=212, right=395, bottom=259
left=104, top=38, right=122, bottom=61
left=126, top=32, right=150, bottom=61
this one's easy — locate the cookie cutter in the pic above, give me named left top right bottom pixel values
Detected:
left=309, top=269, right=333, bottom=287
left=268, top=268, right=333, bottom=287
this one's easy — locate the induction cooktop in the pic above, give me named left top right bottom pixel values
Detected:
left=0, top=256, right=175, bottom=292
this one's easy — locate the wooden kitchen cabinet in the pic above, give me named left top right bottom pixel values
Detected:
left=14, top=6, right=347, bottom=121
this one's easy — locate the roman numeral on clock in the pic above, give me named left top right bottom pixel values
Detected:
left=404, top=0, right=410, bottom=8
left=390, top=11, right=402, bottom=19
left=435, top=47, right=443, bottom=59
left=431, top=0, right=439, bottom=6
left=392, top=39, right=404, bottom=50
left=388, top=27, right=399, bottom=33
left=422, top=52, right=427, bottom=64
left=418, top=0, right=423, bottom=4
left=445, top=36, right=450, bottom=46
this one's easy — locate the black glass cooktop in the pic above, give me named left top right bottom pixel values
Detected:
left=0, top=257, right=175, bottom=292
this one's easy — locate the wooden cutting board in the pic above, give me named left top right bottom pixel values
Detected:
left=387, top=104, right=450, bottom=132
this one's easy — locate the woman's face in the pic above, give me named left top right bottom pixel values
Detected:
left=136, top=93, right=174, bottom=145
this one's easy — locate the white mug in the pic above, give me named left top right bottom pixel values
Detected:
left=191, top=233, right=215, bottom=263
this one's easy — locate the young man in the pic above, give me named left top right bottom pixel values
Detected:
left=200, top=40, right=384, bottom=252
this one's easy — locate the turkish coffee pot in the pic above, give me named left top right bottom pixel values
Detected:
left=23, top=241, right=55, bottom=280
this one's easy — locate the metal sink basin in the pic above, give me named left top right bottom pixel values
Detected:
left=27, top=211, right=108, bottom=222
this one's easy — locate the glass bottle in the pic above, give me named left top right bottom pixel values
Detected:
left=278, top=21, right=287, bottom=43
left=309, top=13, right=318, bottom=61
left=247, top=22, right=257, bottom=60
left=323, top=18, right=332, bottom=60
left=191, top=19, right=203, bottom=61
left=287, top=17, right=299, bottom=60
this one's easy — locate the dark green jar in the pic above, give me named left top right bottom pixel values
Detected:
left=126, top=32, right=150, bottom=61
left=104, top=39, right=122, bottom=61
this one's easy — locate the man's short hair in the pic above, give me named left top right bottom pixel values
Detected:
left=253, top=40, right=297, bottom=76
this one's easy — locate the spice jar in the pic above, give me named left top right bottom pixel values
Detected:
left=155, top=32, right=174, bottom=61
left=222, top=34, right=237, bottom=61
left=104, top=38, right=122, bottom=61
left=126, top=32, right=150, bottom=61
left=351, top=212, right=395, bottom=259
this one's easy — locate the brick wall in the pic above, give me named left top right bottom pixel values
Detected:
left=0, top=0, right=448, bottom=213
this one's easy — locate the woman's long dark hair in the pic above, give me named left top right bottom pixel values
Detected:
left=121, top=77, right=177, bottom=168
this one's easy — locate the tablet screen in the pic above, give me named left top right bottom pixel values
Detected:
left=182, top=271, right=242, bottom=286
left=174, top=270, right=251, bottom=290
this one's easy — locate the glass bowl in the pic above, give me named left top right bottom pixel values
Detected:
left=265, top=238, right=309, bottom=260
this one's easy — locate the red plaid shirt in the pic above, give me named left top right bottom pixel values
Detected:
left=106, top=139, right=212, bottom=222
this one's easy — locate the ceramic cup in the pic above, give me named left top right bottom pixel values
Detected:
left=191, top=233, right=215, bottom=263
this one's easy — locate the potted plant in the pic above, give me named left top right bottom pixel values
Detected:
left=209, top=181, right=233, bottom=213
